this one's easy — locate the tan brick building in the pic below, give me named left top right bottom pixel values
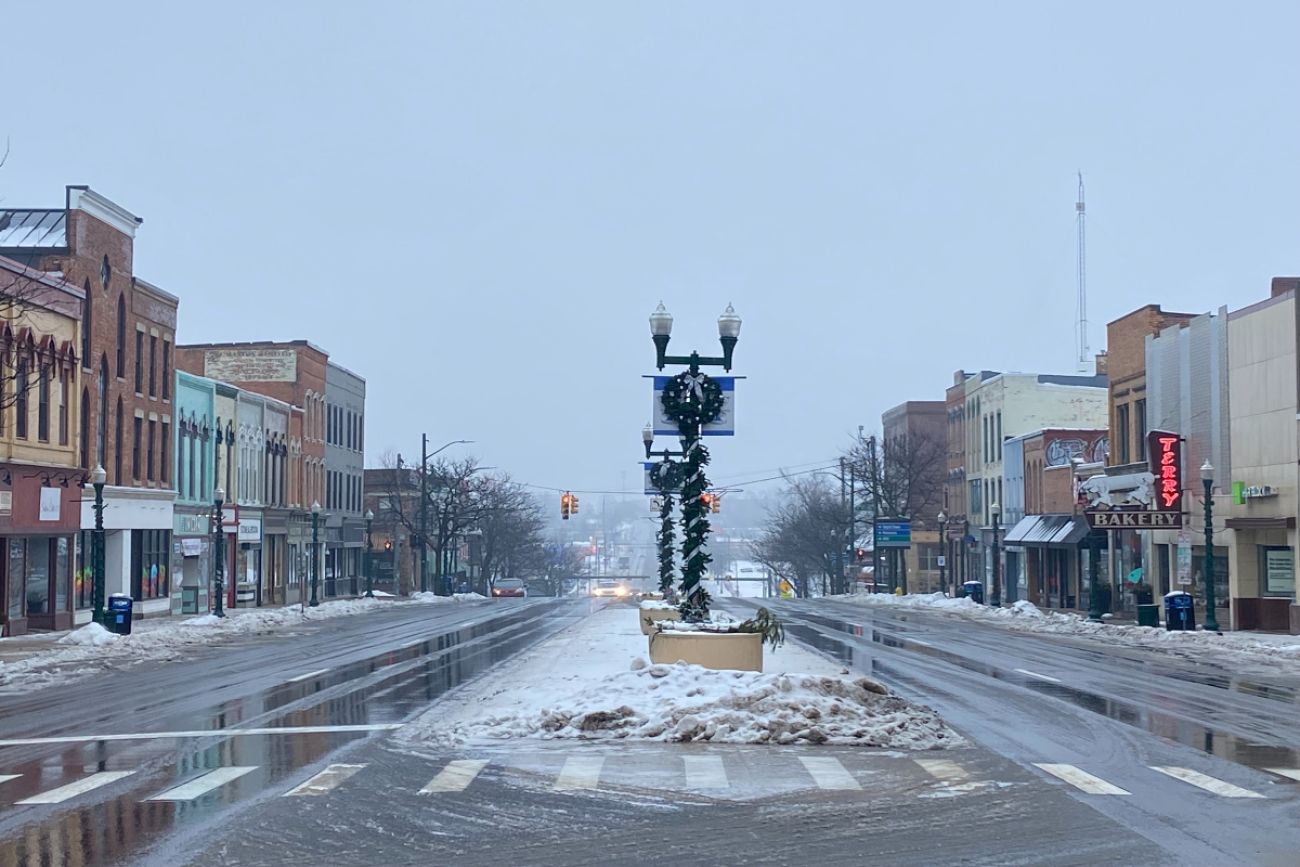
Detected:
left=1, top=187, right=179, bottom=624
left=882, top=400, right=946, bottom=592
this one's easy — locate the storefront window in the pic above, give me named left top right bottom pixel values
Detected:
left=131, top=529, right=172, bottom=601
left=75, top=532, right=93, bottom=609
left=1262, top=547, right=1295, bottom=596
left=6, top=540, right=22, bottom=621
left=27, top=539, right=49, bottom=616
left=56, top=537, right=69, bottom=612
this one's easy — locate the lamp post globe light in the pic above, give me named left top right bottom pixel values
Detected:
left=212, top=485, right=226, bottom=618
left=936, top=510, right=947, bottom=597
left=647, top=302, right=741, bottom=621
left=90, top=464, right=107, bottom=624
left=310, top=500, right=322, bottom=607
left=364, top=508, right=375, bottom=598
left=1200, top=461, right=1220, bottom=633
left=989, top=501, right=1002, bottom=607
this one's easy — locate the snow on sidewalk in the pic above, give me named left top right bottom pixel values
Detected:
left=833, top=592, right=1300, bottom=668
left=0, top=593, right=482, bottom=694
left=399, top=604, right=962, bottom=749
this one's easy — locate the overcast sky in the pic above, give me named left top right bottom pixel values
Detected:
left=3, top=2, right=1298, bottom=502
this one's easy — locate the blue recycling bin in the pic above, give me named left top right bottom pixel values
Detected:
left=1164, top=591, right=1195, bottom=631
left=962, top=581, right=985, bottom=604
left=107, top=593, right=134, bottom=635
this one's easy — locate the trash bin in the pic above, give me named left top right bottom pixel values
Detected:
left=962, top=581, right=985, bottom=604
left=1136, top=604, right=1160, bottom=627
left=1164, top=591, right=1195, bottom=631
left=106, top=594, right=134, bottom=635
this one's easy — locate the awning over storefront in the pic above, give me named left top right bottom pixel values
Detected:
left=1003, top=515, right=1091, bottom=547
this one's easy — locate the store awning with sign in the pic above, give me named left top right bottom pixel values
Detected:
left=1003, top=515, right=1091, bottom=547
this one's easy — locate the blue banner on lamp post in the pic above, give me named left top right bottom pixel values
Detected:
left=649, top=376, right=736, bottom=436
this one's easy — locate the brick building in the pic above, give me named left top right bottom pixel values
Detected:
left=1, top=187, right=178, bottom=624
left=175, top=341, right=327, bottom=604
left=881, top=400, right=946, bottom=592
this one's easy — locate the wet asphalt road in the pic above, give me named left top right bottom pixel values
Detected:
left=1, top=596, right=1298, bottom=866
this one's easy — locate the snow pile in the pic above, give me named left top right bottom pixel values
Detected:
left=639, top=600, right=676, bottom=611
left=453, top=592, right=488, bottom=601
left=57, top=622, right=119, bottom=646
left=182, top=614, right=222, bottom=627
left=444, top=662, right=960, bottom=748
left=836, top=592, right=1300, bottom=666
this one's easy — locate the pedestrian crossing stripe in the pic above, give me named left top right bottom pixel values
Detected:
left=147, top=767, right=256, bottom=801
left=286, top=764, right=367, bottom=797
left=15, top=771, right=136, bottom=805
left=420, top=760, right=488, bottom=794
left=1033, top=763, right=1130, bottom=795
left=1149, top=766, right=1264, bottom=799
left=799, top=757, right=861, bottom=790
left=554, top=756, right=604, bottom=791
left=1264, top=768, right=1300, bottom=783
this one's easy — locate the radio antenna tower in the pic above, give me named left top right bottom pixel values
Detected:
left=1075, top=171, right=1090, bottom=373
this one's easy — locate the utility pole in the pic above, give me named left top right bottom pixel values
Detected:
left=868, top=434, right=882, bottom=592
left=419, top=433, right=429, bottom=593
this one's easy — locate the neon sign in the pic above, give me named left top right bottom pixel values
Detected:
left=1147, top=430, right=1183, bottom=510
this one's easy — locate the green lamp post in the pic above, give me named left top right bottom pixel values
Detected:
left=212, top=485, right=226, bottom=618
left=364, top=508, right=375, bottom=598
left=1200, top=461, right=1220, bottom=632
left=90, top=464, right=107, bottom=624
left=310, top=500, right=321, bottom=607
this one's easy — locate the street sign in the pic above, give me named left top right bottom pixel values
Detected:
left=1085, top=510, right=1184, bottom=529
left=875, top=520, right=911, bottom=548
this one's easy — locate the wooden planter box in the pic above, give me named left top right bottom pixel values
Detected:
left=648, top=630, right=762, bottom=672
left=639, top=606, right=682, bottom=635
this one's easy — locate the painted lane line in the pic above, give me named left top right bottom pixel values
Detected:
left=1149, top=766, right=1265, bottom=798
left=799, top=757, right=861, bottom=791
left=147, top=766, right=257, bottom=801
left=908, top=639, right=933, bottom=647
left=1015, top=668, right=1061, bottom=683
left=420, top=760, right=489, bottom=794
left=554, top=757, right=605, bottom=791
left=286, top=669, right=331, bottom=683
left=0, top=774, right=19, bottom=786
left=285, top=764, right=367, bottom=797
left=16, top=771, right=136, bottom=805
left=1033, top=764, right=1129, bottom=795
left=0, top=723, right=402, bottom=747
left=915, top=759, right=969, bottom=784
left=1265, top=767, right=1300, bottom=783
left=683, top=756, right=729, bottom=789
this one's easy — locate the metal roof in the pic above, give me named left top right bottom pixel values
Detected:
left=0, top=210, right=67, bottom=249
left=1003, top=515, right=1090, bottom=547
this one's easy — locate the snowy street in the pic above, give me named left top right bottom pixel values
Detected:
left=2, top=595, right=1294, bottom=865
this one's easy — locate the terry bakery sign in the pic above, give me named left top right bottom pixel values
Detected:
left=1084, top=429, right=1186, bottom=530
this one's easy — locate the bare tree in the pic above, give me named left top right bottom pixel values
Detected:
left=751, top=476, right=851, bottom=598
left=475, top=474, right=546, bottom=590
left=846, top=430, right=945, bottom=526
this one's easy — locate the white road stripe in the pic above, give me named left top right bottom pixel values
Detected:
left=799, top=757, right=861, bottom=790
left=147, top=766, right=256, bottom=801
left=0, top=774, right=19, bottom=786
left=1033, top=763, right=1129, bottom=795
left=16, top=771, right=135, bottom=805
left=286, top=669, right=330, bottom=683
left=0, top=723, right=401, bottom=747
left=285, top=764, right=366, bottom=796
left=420, top=760, right=489, bottom=794
left=915, top=759, right=969, bottom=784
left=683, top=756, right=729, bottom=789
left=1150, top=766, right=1265, bottom=798
left=554, top=756, right=604, bottom=791
left=1265, top=767, right=1300, bottom=783
left=1015, top=668, right=1061, bottom=683
left=908, top=639, right=933, bottom=647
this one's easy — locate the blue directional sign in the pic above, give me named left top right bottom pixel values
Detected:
left=874, top=520, right=912, bottom=548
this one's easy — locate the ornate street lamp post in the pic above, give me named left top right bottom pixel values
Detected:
left=364, top=508, right=375, bottom=598
left=936, top=510, right=947, bottom=596
left=1200, top=461, right=1221, bottom=632
left=90, top=464, right=107, bottom=624
left=644, top=422, right=686, bottom=599
left=310, top=500, right=321, bottom=607
left=990, top=501, right=1002, bottom=607
left=212, top=485, right=226, bottom=618
left=648, top=302, right=740, bottom=621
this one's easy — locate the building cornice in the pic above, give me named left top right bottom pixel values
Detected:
left=66, top=186, right=142, bottom=238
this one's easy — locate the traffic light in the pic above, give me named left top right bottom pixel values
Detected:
left=701, top=492, right=721, bottom=513
left=384, top=540, right=393, bottom=552
left=561, top=492, right=572, bottom=520
left=855, top=548, right=866, bottom=561
left=570, top=494, right=580, bottom=515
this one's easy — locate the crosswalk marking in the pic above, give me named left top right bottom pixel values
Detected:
left=16, top=771, right=136, bottom=805
left=1149, top=766, right=1265, bottom=798
left=1014, top=668, right=1061, bottom=683
left=799, top=757, right=861, bottom=790
left=915, top=759, right=969, bottom=784
left=0, top=774, right=19, bottom=786
left=554, top=756, right=604, bottom=791
left=147, top=767, right=256, bottom=801
left=1265, top=767, right=1300, bottom=783
left=420, top=760, right=489, bottom=794
left=683, top=756, right=729, bottom=789
left=286, top=669, right=331, bottom=683
left=1033, top=764, right=1129, bottom=795
left=285, top=764, right=366, bottom=797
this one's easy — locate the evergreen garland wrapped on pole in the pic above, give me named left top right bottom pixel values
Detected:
left=656, top=491, right=676, bottom=597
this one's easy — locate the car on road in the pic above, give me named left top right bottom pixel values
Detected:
left=491, top=578, right=527, bottom=598
left=591, top=578, right=628, bottom=598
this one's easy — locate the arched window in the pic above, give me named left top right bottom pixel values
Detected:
left=14, top=351, right=29, bottom=439
left=97, top=355, right=109, bottom=467
left=115, top=294, right=126, bottom=378
left=114, top=397, right=124, bottom=484
left=81, top=280, right=92, bottom=369
left=80, top=387, right=90, bottom=468
left=37, top=359, right=49, bottom=441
